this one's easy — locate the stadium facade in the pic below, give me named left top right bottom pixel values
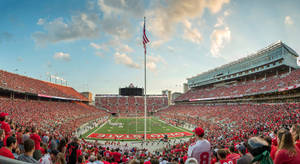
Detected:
left=174, top=41, right=300, bottom=103
left=187, top=41, right=299, bottom=88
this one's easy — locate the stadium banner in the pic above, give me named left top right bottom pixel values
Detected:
left=278, top=84, right=300, bottom=92
left=87, top=132, right=193, bottom=140
left=38, top=94, right=81, bottom=101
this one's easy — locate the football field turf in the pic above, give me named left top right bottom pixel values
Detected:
left=83, top=117, right=193, bottom=140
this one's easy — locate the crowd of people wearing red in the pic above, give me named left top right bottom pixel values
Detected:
left=157, top=103, right=300, bottom=148
left=0, top=100, right=300, bottom=164
left=0, top=96, right=107, bottom=137
left=96, top=96, right=168, bottom=116
left=175, top=69, right=300, bottom=102
left=0, top=70, right=87, bottom=100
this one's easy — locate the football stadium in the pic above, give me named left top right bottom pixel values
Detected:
left=1, top=0, right=300, bottom=164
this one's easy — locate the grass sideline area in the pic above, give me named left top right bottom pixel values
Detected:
left=82, top=117, right=193, bottom=141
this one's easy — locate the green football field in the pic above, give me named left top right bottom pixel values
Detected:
left=82, top=117, right=193, bottom=140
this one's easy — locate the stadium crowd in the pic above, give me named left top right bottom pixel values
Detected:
left=1, top=69, right=300, bottom=164
left=0, top=70, right=87, bottom=100
left=0, top=97, right=107, bottom=137
left=176, top=69, right=300, bottom=101
left=0, top=100, right=300, bottom=164
left=96, top=96, right=168, bottom=116
left=157, top=103, right=300, bottom=147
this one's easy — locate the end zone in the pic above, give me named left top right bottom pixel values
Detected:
left=87, top=132, right=193, bottom=140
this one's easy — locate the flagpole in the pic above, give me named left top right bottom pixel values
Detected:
left=144, top=17, right=147, bottom=141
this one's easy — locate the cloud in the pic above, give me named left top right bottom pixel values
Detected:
left=224, top=10, right=230, bottom=16
left=37, top=18, right=45, bottom=25
left=33, top=13, right=100, bottom=45
left=148, top=0, right=230, bottom=39
left=90, top=40, right=133, bottom=53
left=97, top=0, right=144, bottom=40
left=100, top=17, right=132, bottom=39
left=90, top=42, right=104, bottom=50
left=150, top=40, right=168, bottom=49
left=210, top=27, right=231, bottom=57
left=214, top=10, right=230, bottom=27
left=0, top=32, right=13, bottom=44
left=95, top=52, right=104, bottom=57
left=98, top=0, right=144, bottom=17
left=284, top=16, right=294, bottom=25
left=114, top=52, right=140, bottom=69
left=210, top=9, right=231, bottom=57
left=167, top=46, right=175, bottom=53
left=53, top=52, right=71, bottom=61
left=206, top=0, right=230, bottom=14
left=117, top=44, right=134, bottom=53
left=147, top=55, right=165, bottom=72
left=182, top=20, right=202, bottom=44
left=214, top=17, right=224, bottom=27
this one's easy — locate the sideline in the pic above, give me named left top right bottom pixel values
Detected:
left=87, top=119, right=109, bottom=138
left=154, top=118, right=192, bottom=132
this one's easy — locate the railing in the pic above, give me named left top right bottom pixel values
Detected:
left=0, top=155, right=30, bottom=164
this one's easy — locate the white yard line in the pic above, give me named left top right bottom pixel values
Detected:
left=155, top=118, right=191, bottom=132
left=87, top=119, right=109, bottom=138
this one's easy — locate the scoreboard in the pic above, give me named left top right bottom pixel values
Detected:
left=119, top=87, right=143, bottom=96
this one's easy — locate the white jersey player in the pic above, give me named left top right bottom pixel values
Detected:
left=188, top=127, right=211, bottom=164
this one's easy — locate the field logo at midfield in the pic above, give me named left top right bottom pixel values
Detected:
left=87, top=132, right=193, bottom=140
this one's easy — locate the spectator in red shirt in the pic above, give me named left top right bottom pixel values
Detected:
left=30, top=127, right=41, bottom=150
left=290, top=124, right=300, bottom=150
left=217, top=149, right=234, bottom=164
left=226, top=145, right=241, bottom=164
left=217, top=149, right=233, bottom=164
left=274, top=129, right=300, bottom=164
left=0, top=136, right=17, bottom=159
left=104, top=147, right=112, bottom=159
left=122, top=155, right=128, bottom=163
left=0, top=129, right=5, bottom=148
left=0, top=112, right=11, bottom=145
left=112, top=148, right=121, bottom=162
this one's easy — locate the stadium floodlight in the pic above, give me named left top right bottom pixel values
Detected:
left=48, top=74, right=66, bottom=85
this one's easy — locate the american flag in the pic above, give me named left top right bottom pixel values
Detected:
left=143, top=17, right=149, bottom=54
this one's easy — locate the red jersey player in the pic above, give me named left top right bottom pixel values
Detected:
left=188, top=127, right=211, bottom=164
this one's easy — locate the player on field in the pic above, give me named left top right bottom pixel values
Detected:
left=188, top=127, right=211, bottom=164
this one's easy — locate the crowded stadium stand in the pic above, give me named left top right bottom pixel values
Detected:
left=0, top=70, right=88, bottom=101
left=95, top=84, right=168, bottom=116
left=0, top=70, right=108, bottom=137
left=155, top=103, right=300, bottom=146
left=95, top=95, right=168, bottom=116
left=175, top=41, right=300, bottom=102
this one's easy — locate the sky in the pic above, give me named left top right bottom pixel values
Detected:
left=0, top=0, right=299, bottom=95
